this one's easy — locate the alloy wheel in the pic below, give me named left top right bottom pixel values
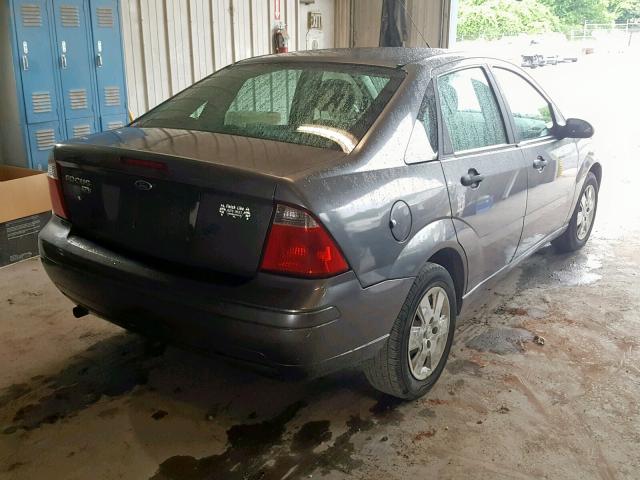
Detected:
left=408, top=286, right=451, bottom=380
left=577, top=184, right=596, bottom=241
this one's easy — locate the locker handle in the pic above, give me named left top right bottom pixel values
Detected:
left=61, top=54, right=68, bottom=69
left=22, top=54, right=29, bottom=71
left=96, top=53, right=103, bottom=67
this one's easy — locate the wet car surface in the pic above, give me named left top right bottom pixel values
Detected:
left=39, top=48, right=600, bottom=400
left=1, top=54, right=638, bottom=479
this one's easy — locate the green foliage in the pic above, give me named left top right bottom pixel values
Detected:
left=540, top=0, right=612, bottom=27
left=458, top=0, right=561, bottom=40
left=607, top=0, right=640, bottom=21
left=457, top=0, right=640, bottom=40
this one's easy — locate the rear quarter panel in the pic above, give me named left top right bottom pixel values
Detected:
left=275, top=65, right=462, bottom=288
left=294, top=162, right=454, bottom=287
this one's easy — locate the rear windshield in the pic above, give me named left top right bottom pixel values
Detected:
left=134, top=62, right=405, bottom=153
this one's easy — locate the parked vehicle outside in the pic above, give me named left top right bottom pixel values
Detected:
left=521, top=39, right=546, bottom=68
left=40, top=48, right=600, bottom=399
left=521, top=35, right=580, bottom=67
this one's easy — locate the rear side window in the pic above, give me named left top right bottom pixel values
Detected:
left=493, top=68, right=553, bottom=141
left=135, top=63, right=404, bottom=153
left=419, top=81, right=438, bottom=152
left=437, top=68, right=507, bottom=152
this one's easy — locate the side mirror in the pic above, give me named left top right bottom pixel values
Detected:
left=559, top=118, right=594, bottom=139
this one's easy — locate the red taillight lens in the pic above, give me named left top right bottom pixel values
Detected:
left=47, top=159, right=69, bottom=219
left=260, top=204, right=349, bottom=278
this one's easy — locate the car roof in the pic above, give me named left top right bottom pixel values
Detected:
left=238, top=47, right=464, bottom=69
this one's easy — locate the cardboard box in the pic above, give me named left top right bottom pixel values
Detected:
left=0, top=165, right=52, bottom=267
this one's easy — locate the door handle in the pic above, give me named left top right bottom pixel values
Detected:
left=533, top=156, right=548, bottom=171
left=96, top=53, right=103, bottom=67
left=22, top=54, right=29, bottom=71
left=61, top=54, right=67, bottom=69
left=461, top=169, right=484, bottom=188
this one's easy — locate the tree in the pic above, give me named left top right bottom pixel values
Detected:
left=458, top=0, right=561, bottom=40
left=540, top=0, right=612, bottom=26
left=607, top=0, right=640, bottom=22
left=456, top=0, right=639, bottom=41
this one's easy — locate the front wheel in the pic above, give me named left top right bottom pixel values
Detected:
left=363, top=263, right=456, bottom=400
left=552, top=171, right=599, bottom=252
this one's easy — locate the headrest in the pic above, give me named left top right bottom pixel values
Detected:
left=316, top=79, right=355, bottom=112
left=439, top=80, right=458, bottom=115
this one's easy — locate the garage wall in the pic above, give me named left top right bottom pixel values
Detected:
left=121, top=0, right=338, bottom=118
left=0, top=1, right=28, bottom=167
left=334, top=0, right=351, bottom=48
left=352, top=0, right=382, bottom=48
left=351, top=0, right=455, bottom=49
left=297, top=0, right=334, bottom=50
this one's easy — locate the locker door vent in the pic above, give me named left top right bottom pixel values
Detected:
left=32, top=92, right=53, bottom=113
left=107, top=121, right=124, bottom=130
left=104, top=86, right=121, bottom=106
left=96, top=7, right=114, bottom=28
left=69, top=89, right=88, bottom=109
left=60, top=5, right=80, bottom=27
left=73, top=124, right=91, bottom=137
left=21, top=4, right=43, bottom=27
left=36, top=129, right=56, bottom=150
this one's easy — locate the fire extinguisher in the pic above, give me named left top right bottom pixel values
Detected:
left=274, top=25, right=289, bottom=54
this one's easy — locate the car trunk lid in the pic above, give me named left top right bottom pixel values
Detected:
left=54, top=127, right=346, bottom=277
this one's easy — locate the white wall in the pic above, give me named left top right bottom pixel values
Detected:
left=121, top=0, right=337, bottom=118
left=297, top=0, right=334, bottom=50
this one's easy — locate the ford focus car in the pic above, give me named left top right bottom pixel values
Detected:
left=40, top=48, right=600, bottom=399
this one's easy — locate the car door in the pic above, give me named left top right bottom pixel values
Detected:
left=435, top=65, right=528, bottom=291
left=491, top=66, right=580, bottom=256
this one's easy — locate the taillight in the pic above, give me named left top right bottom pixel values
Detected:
left=260, top=204, right=349, bottom=278
left=47, top=157, right=69, bottom=219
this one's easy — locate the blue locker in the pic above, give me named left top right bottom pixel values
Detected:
left=27, top=121, right=63, bottom=171
left=89, top=0, right=127, bottom=128
left=7, top=0, right=127, bottom=169
left=51, top=0, right=98, bottom=137
left=12, top=0, right=62, bottom=169
left=101, top=113, right=125, bottom=131
left=12, top=0, right=60, bottom=126
left=66, top=116, right=98, bottom=139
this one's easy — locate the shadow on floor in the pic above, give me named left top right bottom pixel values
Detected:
left=1, top=329, right=405, bottom=479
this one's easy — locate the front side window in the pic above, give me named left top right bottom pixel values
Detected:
left=135, top=63, right=404, bottom=153
left=437, top=67, right=507, bottom=152
left=493, top=68, right=554, bottom=141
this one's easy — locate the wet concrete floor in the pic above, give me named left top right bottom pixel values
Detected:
left=1, top=55, right=639, bottom=479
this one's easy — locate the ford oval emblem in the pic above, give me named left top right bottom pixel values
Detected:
left=134, top=179, right=153, bottom=191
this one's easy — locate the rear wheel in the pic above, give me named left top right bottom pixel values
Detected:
left=363, top=263, right=456, bottom=400
left=552, top=172, right=599, bottom=252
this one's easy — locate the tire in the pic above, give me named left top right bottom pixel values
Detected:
left=363, top=263, right=457, bottom=400
left=552, top=171, right=599, bottom=253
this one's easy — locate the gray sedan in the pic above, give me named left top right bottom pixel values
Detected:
left=40, top=48, right=600, bottom=399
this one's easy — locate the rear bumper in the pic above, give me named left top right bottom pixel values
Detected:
left=39, top=216, right=412, bottom=375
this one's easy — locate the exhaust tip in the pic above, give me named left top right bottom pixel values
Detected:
left=72, top=305, right=89, bottom=318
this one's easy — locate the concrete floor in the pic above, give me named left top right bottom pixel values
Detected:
left=1, top=54, right=639, bottom=479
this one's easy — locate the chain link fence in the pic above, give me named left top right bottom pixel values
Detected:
left=570, top=21, right=640, bottom=53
